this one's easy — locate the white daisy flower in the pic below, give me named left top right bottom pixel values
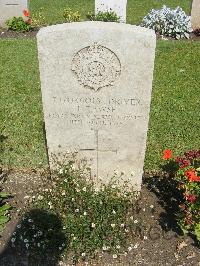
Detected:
left=128, top=246, right=132, bottom=252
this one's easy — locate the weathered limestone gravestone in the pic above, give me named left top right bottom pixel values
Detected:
left=0, top=0, right=28, bottom=27
left=37, top=22, right=156, bottom=190
left=95, top=0, right=127, bottom=23
left=191, top=0, right=200, bottom=30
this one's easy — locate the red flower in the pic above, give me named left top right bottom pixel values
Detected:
left=23, top=9, right=30, bottom=17
left=175, top=157, right=190, bottom=169
left=163, top=149, right=172, bottom=160
left=184, top=150, right=200, bottom=160
left=180, top=160, right=190, bottom=169
left=185, top=194, right=197, bottom=203
left=185, top=169, right=200, bottom=182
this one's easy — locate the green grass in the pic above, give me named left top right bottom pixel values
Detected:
left=0, top=40, right=47, bottom=167
left=1, top=39, right=200, bottom=170
left=30, top=0, right=94, bottom=25
left=127, top=0, right=191, bottom=25
left=145, top=40, right=200, bottom=170
left=30, top=0, right=191, bottom=25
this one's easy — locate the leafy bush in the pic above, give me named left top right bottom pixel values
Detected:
left=87, top=11, right=120, bottom=22
left=6, top=16, right=32, bottom=32
left=29, top=161, right=138, bottom=261
left=141, top=5, right=191, bottom=39
left=0, top=191, right=11, bottom=234
left=163, top=149, right=200, bottom=244
left=63, top=8, right=81, bottom=22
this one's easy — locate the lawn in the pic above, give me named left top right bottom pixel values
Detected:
left=1, top=38, right=200, bottom=170
left=0, top=40, right=47, bottom=168
left=145, top=40, right=200, bottom=170
left=30, top=0, right=191, bottom=25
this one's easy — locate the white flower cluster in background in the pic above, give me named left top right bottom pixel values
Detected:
left=141, top=5, right=192, bottom=39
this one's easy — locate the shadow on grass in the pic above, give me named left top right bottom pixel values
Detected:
left=0, top=209, right=67, bottom=266
left=0, top=134, right=7, bottom=145
left=0, top=133, right=8, bottom=163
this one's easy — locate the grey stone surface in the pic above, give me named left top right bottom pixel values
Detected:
left=37, top=22, right=156, bottom=190
left=0, top=0, right=28, bottom=27
left=95, top=0, right=127, bottom=23
left=191, top=0, right=200, bottom=30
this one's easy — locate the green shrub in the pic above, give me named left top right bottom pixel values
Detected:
left=63, top=8, right=81, bottom=22
left=19, top=161, right=138, bottom=261
left=6, top=16, right=32, bottom=32
left=87, top=11, right=120, bottom=22
left=163, top=149, right=200, bottom=244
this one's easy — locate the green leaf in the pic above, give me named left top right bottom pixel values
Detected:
left=194, top=223, right=200, bottom=242
left=0, top=216, right=9, bottom=225
left=0, top=204, right=11, bottom=215
left=0, top=192, right=10, bottom=199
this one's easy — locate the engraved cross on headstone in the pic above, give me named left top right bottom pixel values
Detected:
left=80, top=129, right=118, bottom=177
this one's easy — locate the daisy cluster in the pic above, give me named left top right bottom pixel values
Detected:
left=33, top=162, right=141, bottom=261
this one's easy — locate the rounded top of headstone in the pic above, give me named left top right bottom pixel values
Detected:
left=37, top=21, right=156, bottom=41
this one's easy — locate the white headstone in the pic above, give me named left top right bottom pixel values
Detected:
left=95, top=0, right=127, bottom=23
left=37, top=22, right=156, bottom=191
left=0, top=0, right=28, bottom=27
left=191, top=0, right=200, bottom=30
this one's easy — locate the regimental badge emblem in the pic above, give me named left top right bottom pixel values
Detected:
left=71, top=43, right=121, bottom=91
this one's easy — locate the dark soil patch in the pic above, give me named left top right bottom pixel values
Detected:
left=0, top=28, right=38, bottom=39
left=0, top=170, right=199, bottom=265
left=0, top=168, right=49, bottom=253
left=190, top=32, right=200, bottom=41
